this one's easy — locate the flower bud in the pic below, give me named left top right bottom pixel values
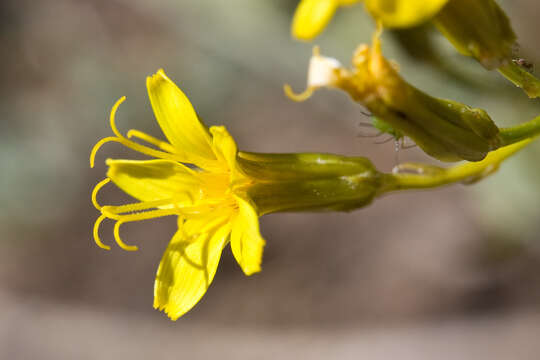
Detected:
left=433, top=0, right=540, bottom=98
left=433, top=0, right=515, bottom=70
left=237, top=152, right=385, bottom=214
left=286, top=32, right=502, bottom=162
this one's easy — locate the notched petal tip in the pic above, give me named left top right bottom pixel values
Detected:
left=147, top=68, right=170, bottom=86
left=153, top=298, right=181, bottom=321
left=241, top=258, right=263, bottom=277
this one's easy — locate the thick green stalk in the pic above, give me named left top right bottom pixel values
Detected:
left=238, top=136, right=536, bottom=216
left=499, top=115, right=540, bottom=146
left=382, top=138, right=534, bottom=193
left=433, top=0, right=540, bottom=98
left=498, top=62, right=540, bottom=99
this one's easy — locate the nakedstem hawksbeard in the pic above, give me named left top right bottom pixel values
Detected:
left=90, top=69, right=387, bottom=320
left=91, top=70, right=265, bottom=320
left=90, top=69, right=539, bottom=321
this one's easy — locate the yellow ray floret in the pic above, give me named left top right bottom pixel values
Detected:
left=90, top=69, right=265, bottom=320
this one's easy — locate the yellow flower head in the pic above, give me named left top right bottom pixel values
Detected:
left=91, top=69, right=265, bottom=320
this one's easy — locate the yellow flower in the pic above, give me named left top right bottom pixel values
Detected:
left=91, top=69, right=265, bottom=320
left=291, top=0, right=449, bottom=40
left=89, top=72, right=540, bottom=322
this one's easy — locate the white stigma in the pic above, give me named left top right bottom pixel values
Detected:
left=307, top=48, right=342, bottom=88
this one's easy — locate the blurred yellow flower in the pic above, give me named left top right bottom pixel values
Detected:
left=291, top=0, right=449, bottom=40
left=291, top=0, right=360, bottom=40
left=91, top=69, right=265, bottom=320
left=364, top=0, right=449, bottom=28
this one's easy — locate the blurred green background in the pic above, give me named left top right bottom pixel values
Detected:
left=1, top=0, right=540, bottom=358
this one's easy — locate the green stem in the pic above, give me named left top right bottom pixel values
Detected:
left=498, top=62, right=540, bottom=99
left=499, top=115, right=540, bottom=146
left=382, top=137, right=535, bottom=192
left=240, top=136, right=537, bottom=215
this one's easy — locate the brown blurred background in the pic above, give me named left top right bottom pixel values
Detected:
left=1, top=0, right=540, bottom=358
